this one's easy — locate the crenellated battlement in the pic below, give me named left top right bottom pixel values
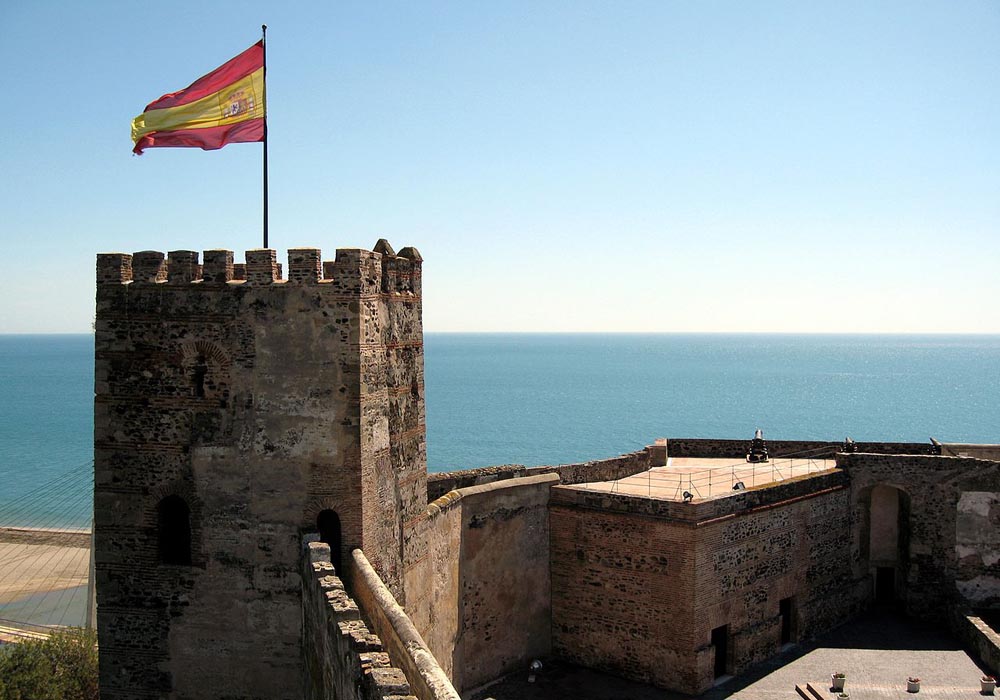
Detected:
left=96, top=239, right=422, bottom=294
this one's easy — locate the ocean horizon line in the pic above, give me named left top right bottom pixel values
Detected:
left=3, top=331, right=1000, bottom=338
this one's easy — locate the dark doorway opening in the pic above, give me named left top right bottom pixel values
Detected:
left=317, top=509, right=343, bottom=574
left=875, top=566, right=896, bottom=605
left=711, top=625, right=729, bottom=678
left=192, top=355, right=208, bottom=397
left=157, top=495, right=192, bottom=565
left=779, top=597, right=795, bottom=645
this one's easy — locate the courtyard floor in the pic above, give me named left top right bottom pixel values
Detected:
left=468, top=609, right=994, bottom=700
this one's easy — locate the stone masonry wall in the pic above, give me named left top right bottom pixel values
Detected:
left=361, top=241, right=427, bottom=603
left=550, top=468, right=847, bottom=524
left=941, top=443, right=1000, bottom=461
left=426, top=445, right=662, bottom=502
left=665, top=437, right=936, bottom=459
left=956, top=491, right=1000, bottom=607
left=452, top=474, right=557, bottom=690
left=840, top=452, right=1000, bottom=619
left=550, top=500, right=699, bottom=692
left=550, top=470, right=859, bottom=695
left=94, top=243, right=423, bottom=699
left=950, top=608, right=1000, bottom=676
left=689, top=485, right=859, bottom=690
left=348, top=549, right=460, bottom=700
left=403, top=474, right=559, bottom=692
left=302, top=541, right=416, bottom=700
left=401, top=495, right=462, bottom=681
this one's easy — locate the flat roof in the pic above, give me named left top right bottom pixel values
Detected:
left=570, top=456, right=837, bottom=502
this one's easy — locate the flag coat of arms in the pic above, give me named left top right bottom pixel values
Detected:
left=131, top=41, right=265, bottom=155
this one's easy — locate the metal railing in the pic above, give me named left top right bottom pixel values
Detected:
left=608, top=445, right=836, bottom=500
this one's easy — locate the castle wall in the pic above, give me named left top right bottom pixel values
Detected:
left=688, top=483, right=859, bottom=688
left=665, top=437, right=936, bottom=459
left=550, top=498, right=699, bottom=692
left=347, top=549, right=459, bottom=700
left=550, top=470, right=860, bottom=695
left=409, top=445, right=665, bottom=688
left=402, top=495, right=462, bottom=681
left=951, top=609, right=1000, bottom=676
left=956, top=492, right=1000, bottom=606
left=451, top=474, right=556, bottom=690
left=403, top=474, right=558, bottom=692
left=426, top=445, right=661, bottom=501
left=301, top=541, right=417, bottom=700
left=357, top=243, right=428, bottom=602
left=94, top=244, right=424, bottom=699
left=841, top=452, right=1000, bottom=617
left=941, top=444, right=1000, bottom=461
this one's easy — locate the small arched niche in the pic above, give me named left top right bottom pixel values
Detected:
left=157, top=495, right=192, bottom=566
left=178, top=340, right=230, bottom=403
left=317, top=509, right=343, bottom=574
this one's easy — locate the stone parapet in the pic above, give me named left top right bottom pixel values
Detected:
left=950, top=607, right=1000, bottom=676
left=302, top=541, right=417, bottom=700
left=348, top=549, right=460, bottom=700
left=550, top=467, right=847, bottom=524
left=664, top=437, right=938, bottom=459
left=426, top=445, right=659, bottom=501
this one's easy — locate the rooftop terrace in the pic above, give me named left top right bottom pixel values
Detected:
left=574, top=455, right=837, bottom=502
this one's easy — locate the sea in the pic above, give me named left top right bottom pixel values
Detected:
left=2, top=332, right=1000, bottom=528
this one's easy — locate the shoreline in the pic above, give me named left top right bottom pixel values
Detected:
left=0, top=526, right=91, bottom=549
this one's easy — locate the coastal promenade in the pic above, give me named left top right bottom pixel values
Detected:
left=0, top=458, right=95, bottom=637
left=0, top=526, right=92, bottom=635
left=0, top=620, right=53, bottom=644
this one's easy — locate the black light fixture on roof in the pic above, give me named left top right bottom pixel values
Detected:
left=683, top=491, right=694, bottom=502
left=733, top=481, right=746, bottom=491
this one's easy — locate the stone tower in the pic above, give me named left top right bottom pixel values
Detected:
left=93, top=242, right=426, bottom=700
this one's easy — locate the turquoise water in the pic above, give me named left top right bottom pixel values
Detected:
left=0, top=335, right=94, bottom=529
left=425, top=334, right=1000, bottom=468
left=2, top=333, right=999, bottom=525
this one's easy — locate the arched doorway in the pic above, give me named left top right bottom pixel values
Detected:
left=317, top=509, right=343, bottom=574
left=867, top=485, right=910, bottom=605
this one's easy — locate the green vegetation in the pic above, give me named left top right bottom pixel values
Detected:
left=0, top=628, right=98, bottom=700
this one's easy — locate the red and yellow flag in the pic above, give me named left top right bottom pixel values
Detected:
left=131, top=42, right=265, bottom=155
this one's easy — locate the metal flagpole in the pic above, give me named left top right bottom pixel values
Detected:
left=262, top=24, right=269, bottom=249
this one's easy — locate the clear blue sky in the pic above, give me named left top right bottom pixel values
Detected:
left=1, top=1, right=997, bottom=333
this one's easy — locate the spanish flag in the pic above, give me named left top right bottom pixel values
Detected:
left=131, top=41, right=265, bottom=155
